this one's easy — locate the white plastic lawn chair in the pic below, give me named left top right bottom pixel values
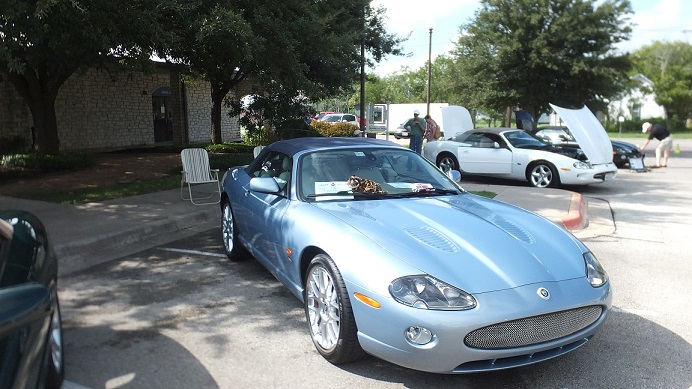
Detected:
left=253, top=145, right=265, bottom=158
left=180, top=148, right=221, bottom=205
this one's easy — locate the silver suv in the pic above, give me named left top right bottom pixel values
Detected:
left=319, top=113, right=358, bottom=126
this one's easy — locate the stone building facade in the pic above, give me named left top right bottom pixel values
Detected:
left=0, top=64, right=252, bottom=152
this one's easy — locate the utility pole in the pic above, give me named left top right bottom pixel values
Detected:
left=359, top=7, right=366, bottom=133
left=426, top=28, right=432, bottom=116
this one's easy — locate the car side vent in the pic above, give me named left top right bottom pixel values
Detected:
left=492, top=219, right=536, bottom=244
left=405, top=226, right=460, bottom=253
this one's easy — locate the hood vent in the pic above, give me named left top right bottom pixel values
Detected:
left=405, top=226, right=460, bottom=253
left=491, top=219, right=536, bottom=244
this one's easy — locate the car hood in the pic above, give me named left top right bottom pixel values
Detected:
left=312, top=194, right=586, bottom=293
left=441, top=106, right=474, bottom=137
left=550, top=104, right=613, bottom=165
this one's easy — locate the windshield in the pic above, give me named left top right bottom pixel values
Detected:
left=298, top=148, right=462, bottom=201
left=503, top=130, right=550, bottom=149
left=321, top=114, right=341, bottom=123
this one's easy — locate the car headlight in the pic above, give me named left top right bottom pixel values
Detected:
left=573, top=161, right=593, bottom=169
left=584, top=251, right=608, bottom=287
left=389, top=275, right=476, bottom=310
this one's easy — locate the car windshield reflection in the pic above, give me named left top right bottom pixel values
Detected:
left=503, top=130, right=550, bottom=149
left=299, top=148, right=461, bottom=201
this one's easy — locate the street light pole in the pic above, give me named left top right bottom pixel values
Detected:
left=426, top=27, right=432, bottom=116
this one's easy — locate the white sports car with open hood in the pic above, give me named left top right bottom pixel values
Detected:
left=423, top=105, right=618, bottom=188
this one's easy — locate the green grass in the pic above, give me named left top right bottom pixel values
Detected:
left=469, top=190, right=496, bottom=198
left=19, top=175, right=183, bottom=204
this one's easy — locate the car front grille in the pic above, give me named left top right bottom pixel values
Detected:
left=464, top=305, right=603, bottom=349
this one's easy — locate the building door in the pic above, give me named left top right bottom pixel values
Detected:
left=152, top=86, right=173, bottom=143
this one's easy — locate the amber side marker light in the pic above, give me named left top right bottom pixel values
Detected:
left=354, top=292, right=381, bottom=308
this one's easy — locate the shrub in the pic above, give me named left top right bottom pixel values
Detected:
left=206, top=143, right=255, bottom=154
left=1, top=152, right=93, bottom=172
left=310, top=121, right=358, bottom=137
left=242, top=127, right=282, bottom=146
left=208, top=153, right=254, bottom=169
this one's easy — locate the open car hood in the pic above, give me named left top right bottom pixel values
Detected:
left=441, top=106, right=474, bottom=137
left=550, top=104, right=613, bottom=165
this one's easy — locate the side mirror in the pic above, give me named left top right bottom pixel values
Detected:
left=249, top=177, right=281, bottom=194
left=493, top=142, right=500, bottom=148
left=447, top=170, right=462, bottom=182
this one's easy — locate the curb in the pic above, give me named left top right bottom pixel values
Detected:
left=56, top=208, right=218, bottom=275
left=562, top=193, right=588, bottom=231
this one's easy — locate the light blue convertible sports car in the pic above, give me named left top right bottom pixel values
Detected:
left=220, top=137, right=611, bottom=373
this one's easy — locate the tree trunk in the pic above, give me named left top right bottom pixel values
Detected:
left=504, top=106, right=512, bottom=127
left=28, top=97, right=61, bottom=155
left=4, top=66, right=74, bottom=155
left=210, top=85, right=230, bottom=144
left=15, top=86, right=61, bottom=155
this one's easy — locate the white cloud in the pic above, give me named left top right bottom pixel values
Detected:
left=620, top=0, right=691, bottom=52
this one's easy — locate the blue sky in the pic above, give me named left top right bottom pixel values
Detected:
left=370, top=0, right=692, bottom=76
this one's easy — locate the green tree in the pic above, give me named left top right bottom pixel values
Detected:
left=631, top=41, right=692, bottom=122
left=163, top=0, right=403, bottom=143
left=450, top=0, right=633, bottom=122
left=0, top=0, right=170, bottom=154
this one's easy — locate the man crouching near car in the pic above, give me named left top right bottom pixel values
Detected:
left=640, top=121, right=673, bottom=168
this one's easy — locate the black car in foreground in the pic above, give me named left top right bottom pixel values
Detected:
left=1, top=210, right=64, bottom=389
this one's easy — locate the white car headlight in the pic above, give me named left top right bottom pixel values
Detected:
left=584, top=251, right=608, bottom=287
left=573, top=161, right=593, bottom=169
left=389, top=275, right=476, bottom=310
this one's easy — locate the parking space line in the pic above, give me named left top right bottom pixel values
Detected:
left=158, top=247, right=227, bottom=258
left=612, top=307, right=660, bottom=317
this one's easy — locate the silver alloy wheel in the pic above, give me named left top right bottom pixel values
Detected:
left=306, top=265, right=340, bottom=351
left=49, top=299, right=63, bottom=375
left=529, top=164, right=553, bottom=188
left=438, top=155, right=457, bottom=173
left=222, top=202, right=234, bottom=253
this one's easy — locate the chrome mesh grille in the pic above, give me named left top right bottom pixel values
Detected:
left=464, top=306, right=603, bottom=349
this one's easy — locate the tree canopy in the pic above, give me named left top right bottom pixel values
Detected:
left=161, top=0, right=404, bottom=142
left=1, top=0, right=404, bottom=152
left=630, top=41, right=692, bottom=122
left=449, top=0, right=633, bottom=122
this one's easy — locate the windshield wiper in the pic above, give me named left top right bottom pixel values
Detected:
left=383, top=188, right=460, bottom=198
left=306, top=191, right=352, bottom=199
left=307, top=188, right=459, bottom=201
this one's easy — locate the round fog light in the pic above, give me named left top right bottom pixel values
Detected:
left=405, top=326, right=434, bottom=345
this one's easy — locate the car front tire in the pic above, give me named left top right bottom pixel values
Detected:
left=305, top=254, right=364, bottom=364
left=221, top=200, right=248, bottom=261
left=527, top=161, right=560, bottom=188
left=437, top=153, right=459, bottom=173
